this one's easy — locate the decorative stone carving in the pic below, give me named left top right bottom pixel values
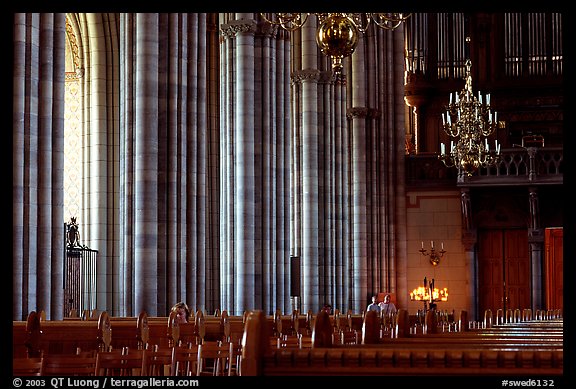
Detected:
left=346, top=107, right=380, bottom=120
left=220, top=19, right=257, bottom=39
left=291, top=69, right=321, bottom=84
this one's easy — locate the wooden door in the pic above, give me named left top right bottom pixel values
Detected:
left=545, top=228, right=563, bottom=311
left=478, top=229, right=530, bottom=313
left=478, top=230, right=504, bottom=313
left=504, top=230, right=531, bottom=310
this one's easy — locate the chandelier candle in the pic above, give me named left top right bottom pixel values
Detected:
left=438, top=38, right=501, bottom=178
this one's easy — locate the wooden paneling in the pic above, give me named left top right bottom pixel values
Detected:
left=478, top=230, right=504, bottom=312
left=478, top=229, right=530, bottom=314
left=545, top=228, right=563, bottom=311
left=505, top=230, right=531, bottom=310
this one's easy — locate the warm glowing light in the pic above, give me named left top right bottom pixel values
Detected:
left=410, top=286, right=448, bottom=302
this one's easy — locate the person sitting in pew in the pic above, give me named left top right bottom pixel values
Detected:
left=171, top=302, right=191, bottom=323
left=367, top=296, right=381, bottom=312
left=378, top=294, right=397, bottom=316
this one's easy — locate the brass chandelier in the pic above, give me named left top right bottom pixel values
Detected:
left=260, top=13, right=410, bottom=73
left=438, top=47, right=500, bottom=177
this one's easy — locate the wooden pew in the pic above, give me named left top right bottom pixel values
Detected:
left=353, top=310, right=562, bottom=350
left=144, top=310, right=247, bottom=346
left=257, top=347, right=563, bottom=376
left=13, top=306, right=563, bottom=377
left=106, top=311, right=152, bottom=350
left=239, top=310, right=563, bottom=376
left=13, top=310, right=170, bottom=356
left=12, top=311, right=113, bottom=356
left=13, top=321, right=29, bottom=358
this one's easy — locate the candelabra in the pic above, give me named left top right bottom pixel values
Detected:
left=260, top=13, right=410, bottom=74
left=410, top=277, right=448, bottom=313
left=419, top=241, right=445, bottom=266
left=438, top=41, right=500, bottom=177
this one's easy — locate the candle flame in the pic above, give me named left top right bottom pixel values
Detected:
left=410, top=286, right=448, bottom=302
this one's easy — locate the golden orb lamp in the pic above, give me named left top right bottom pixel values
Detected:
left=260, top=13, right=410, bottom=74
left=315, top=14, right=359, bottom=73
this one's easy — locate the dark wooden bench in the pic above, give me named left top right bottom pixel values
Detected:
left=12, top=310, right=112, bottom=357
left=239, top=310, right=563, bottom=376
left=13, top=321, right=29, bottom=358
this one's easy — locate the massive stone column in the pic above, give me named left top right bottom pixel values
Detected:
left=346, top=25, right=408, bottom=312
left=119, top=13, right=218, bottom=316
left=220, top=14, right=292, bottom=314
left=233, top=14, right=257, bottom=312
left=13, top=13, right=66, bottom=320
left=133, top=13, right=160, bottom=315
left=349, top=33, right=369, bottom=309
left=289, top=21, right=354, bottom=313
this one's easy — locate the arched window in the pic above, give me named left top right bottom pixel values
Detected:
left=64, top=16, right=83, bottom=222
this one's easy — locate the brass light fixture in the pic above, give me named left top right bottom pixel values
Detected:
left=438, top=38, right=500, bottom=177
left=410, top=277, right=448, bottom=313
left=260, top=13, right=410, bottom=74
left=419, top=241, right=445, bottom=266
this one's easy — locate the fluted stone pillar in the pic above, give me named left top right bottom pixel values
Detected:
left=220, top=17, right=234, bottom=313
left=120, top=13, right=217, bottom=316
left=220, top=14, right=292, bottom=314
left=13, top=13, right=66, bottom=320
left=298, top=20, right=322, bottom=314
left=528, top=187, right=544, bottom=311
left=300, top=69, right=321, bottom=313
left=234, top=15, right=257, bottom=312
left=290, top=18, right=355, bottom=313
left=345, top=25, right=407, bottom=312
left=133, top=13, right=160, bottom=315
left=389, top=28, right=409, bottom=305
left=349, top=32, right=370, bottom=312
left=333, top=75, right=350, bottom=310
